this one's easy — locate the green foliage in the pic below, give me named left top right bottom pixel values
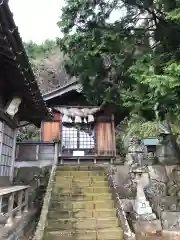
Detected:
left=17, top=125, right=40, bottom=141
left=168, top=8, right=180, bottom=20
left=57, top=0, right=180, bottom=126
left=24, top=39, right=57, bottom=60
left=58, top=0, right=144, bottom=106
left=126, top=55, right=180, bottom=120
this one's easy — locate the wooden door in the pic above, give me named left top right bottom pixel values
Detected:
left=95, top=115, right=116, bottom=156
left=41, top=111, right=61, bottom=141
left=41, top=121, right=60, bottom=141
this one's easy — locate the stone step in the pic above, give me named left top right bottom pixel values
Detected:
left=55, top=180, right=108, bottom=188
left=52, top=186, right=110, bottom=194
left=47, top=208, right=117, bottom=219
left=46, top=217, right=119, bottom=231
left=56, top=171, right=105, bottom=177
left=49, top=200, right=115, bottom=210
left=51, top=192, right=112, bottom=201
left=55, top=175, right=106, bottom=182
left=56, top=166, right=105, bottom=171
left=44, top=228, right=123, bottom=240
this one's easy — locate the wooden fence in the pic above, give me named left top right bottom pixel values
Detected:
left=15, top=141, right=58, bottom=162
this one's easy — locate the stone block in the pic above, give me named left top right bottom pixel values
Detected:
left=73, top=210, right=93, bottom=218
left=94, top=200, right=115, bottom=209
left=85, top=186, right=109, bottom=194
left=115, top=166, right=130, bottom=182
left=75, top=230, right=96, bottom=240
left=134, top=219, right=162, bottom=234
left=97, top=228, right=124, bottom=240
left=93, top=209, right=116, bottom=218
left=74, top=219, right=96, bottom=229
left=96, top=218, right=119, bottom=228
left=159, top=196, right=178, bottom=211
left=52, top=194, right=94, bottom=201
left=148, top=165, right=168, bottom=183
left=72, top=201, right=94, bottom=209
left=45, top=230, right=97, bottom=240
left=161, top=211, right=180, bottom=230
left=47, top=210, right=72, bottom=219
left=46, top=219, right=74, bottom=231
left=120, top=199, right=134, bottom=212
left=165, top=165, right=177, bottom=181
left=92, top=193, right=112, bottom=200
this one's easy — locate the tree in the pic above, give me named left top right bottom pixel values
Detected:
left=17, top=125, right=40, bottom=141
left=24, top=40, right=71, bottom=94
left=58, top=0, right=180, bottom=160
left=58, top=0, right=180, bottom=106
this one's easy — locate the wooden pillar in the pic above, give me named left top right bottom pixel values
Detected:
left=6, top=192, right=15, bottom=226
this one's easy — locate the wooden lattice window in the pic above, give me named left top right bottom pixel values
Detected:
left=0, top=121, right=15, bottom=177
left=62, top=124, right=95, bottom=150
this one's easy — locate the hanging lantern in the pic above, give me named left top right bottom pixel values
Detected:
left=75, top=116, right=82, bottom=123
left=88, top=115, right=94, bottom=123
left=62, top=114, right=69, bottom=122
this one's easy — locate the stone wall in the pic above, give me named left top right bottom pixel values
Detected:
left=113, top=164, right=180, bottom=234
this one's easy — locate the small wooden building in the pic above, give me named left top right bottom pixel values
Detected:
left=0, top=1, right=51, bottom=183
left=42, top=80, right=121, bottom=163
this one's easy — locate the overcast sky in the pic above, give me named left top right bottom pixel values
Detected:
left=9, top=0, right=64, bottom=44
left=9, top=0, right=121, bottom=44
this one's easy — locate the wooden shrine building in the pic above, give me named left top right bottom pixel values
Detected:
left=0, top=2, right=52, bottom=237
left=0, top=1, right=51, bottom=182
left=42, top=80, right=119, bottom=163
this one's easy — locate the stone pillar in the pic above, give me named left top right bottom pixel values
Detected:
left=133, top=168, right=156, bottom=220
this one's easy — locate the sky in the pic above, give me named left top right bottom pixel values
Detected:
left=9, top=0, right=121, bottom=44
left=9, top=0, right=64, bottom=44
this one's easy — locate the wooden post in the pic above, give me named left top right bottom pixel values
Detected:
left=36, top=144, right=39, bottom=161
left=53, top=143, right=58, bottom=165
left=6, top=192, right=15, bottom=226
left=10, top=128, right=17, bottom=183
left=16, top=190, right=23, bottom=218
left=111, top=114, right=116, bottom=157
left=24, top=189, right=29, bottom=212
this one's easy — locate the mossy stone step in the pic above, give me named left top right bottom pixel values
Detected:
left=55, top=181, right=108, bottom=188
left=44, top=229, right=96, bottom=240
left=51, top=192, right=112, bottom=201
left=44, top=228, right=123, bottom=240
left=47, top=208, right=117, bottom=219
left=49, top=200, right=115, bottom=210
left=56, top=171, right=105, bottom=177
left=56, top=165, right=105, bottom=171
left=55, top=175, right=106, bottom=182
left=97, top=228, right=124, bottom=240
left=46, top=217, right=119, bottom=231
left=52, top=186, right=110, bottom=194
left=53, top=184, right=109, bottom=191
left=43, top=167, right=124, bottom=240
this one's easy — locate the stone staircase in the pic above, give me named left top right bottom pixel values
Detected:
left=43, top=166, right=124, bottom=240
